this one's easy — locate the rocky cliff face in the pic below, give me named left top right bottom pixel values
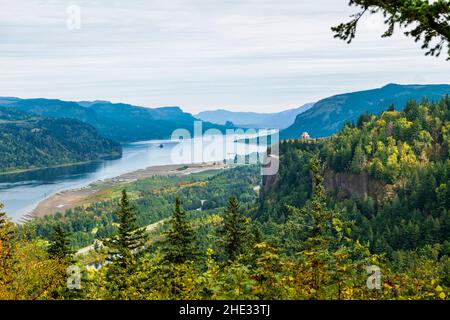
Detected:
left=323, top=169, right=390, bottom=202
left=261, top=154, right=279, bottom=199
left=261, top=165, right=391, bottom=203
left=262, top=173, right=278, bottom=197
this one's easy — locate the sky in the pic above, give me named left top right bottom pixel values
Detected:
left=0, top=0, right=449, bottom=114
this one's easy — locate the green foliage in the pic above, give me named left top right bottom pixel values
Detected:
left=47, top=224, right=73, bottom=263
left=103, top=190, right=148, bottom=299
left=0, top=202, right=14, bottom=246
left=0, top=211, right=66, bottom=300
left=163, top=198, right=197, bottom=264
left=2, top=93, right=450, bottom=300
left=104, top=190, right=148, bottom=260
left=31, top=166, right=260, bottom=249
left=1, top=145, right=450, bottom=301
left=7, top=98, right=233, bottom=143
left=332, top=0, right=450, bottom=59
left=263, top=97, right=450, bottom=299
left=0, top=107, right=121, bottom=173
left=217, top=197, right=252, bottom=262
left=0, top=202, right=15, bottom=291
left=322, top=97, right=450, bottom=184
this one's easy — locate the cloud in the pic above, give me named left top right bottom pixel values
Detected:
left=0, top=0, right=448, bottom=113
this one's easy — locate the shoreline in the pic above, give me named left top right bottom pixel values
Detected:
left=31, top=162, right=226, bottom=218
left=0, top=153, right=122, bottom=177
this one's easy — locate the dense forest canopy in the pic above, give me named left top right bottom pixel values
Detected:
left=30, top=166, right=260, bottom=250
left=0, top=107, right=122, bottom=173
left=0, top=97, right=449, bottom=300
left=265, top=96, right=450, bottom=253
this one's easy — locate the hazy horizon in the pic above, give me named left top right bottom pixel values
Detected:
left=1, top=0, right=449, bottom=113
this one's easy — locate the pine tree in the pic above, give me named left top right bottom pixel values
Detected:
left=284, top=157, right=366, bottom=298
left=103, top=189, right=148, bottom=298
left=47, top=224, right=73, bottom=263
left=47, top=224, right=81, bottom=299
left=163, top=198, right=197, bottom=264
left=105, top=189, right=148, bottom=264
left=308, top=156, right=331, bottom=237
left=218, top=197, right=252, bottom=262
left=306, top=158, right=376, bottom=298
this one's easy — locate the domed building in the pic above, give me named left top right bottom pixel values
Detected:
left=300, top=131, right=310, bottom=140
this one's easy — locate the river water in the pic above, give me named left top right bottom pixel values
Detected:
left=0, top=134, right=266, bottom=221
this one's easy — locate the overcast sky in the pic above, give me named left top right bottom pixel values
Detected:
left=0, top=0, right=449, bottom=113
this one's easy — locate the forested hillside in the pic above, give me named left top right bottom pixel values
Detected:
left=1, top=98, right=449, bottom=300
left=2, top=98, right=234, bottom=142
left=31, top=166, right=260, bottom=249
left=260, top=96, right=450, bottom=286
left=281, top=84, right=450, bottom=139
left=0, top=107, right=122, bottom=173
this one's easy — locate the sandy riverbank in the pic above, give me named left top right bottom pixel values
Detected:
left=32, top=162, right=226, bottom=218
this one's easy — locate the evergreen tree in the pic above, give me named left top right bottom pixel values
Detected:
left=217, top=197, right=252, bottom=262
left=305, top=157, right=335, bottom=246
left=105, top=189, right=148, bottom=263
left=47, top=224, right=80, bottom=299
left=163, top=198, right=197, bottom=264
left=103, top=189, right=148, bottom=298
left=284, top=157, right=375, bottom=299
left=47, top=224, right=73, bottom=263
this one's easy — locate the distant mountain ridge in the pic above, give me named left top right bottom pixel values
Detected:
left=3, top=83, right=450, bottom=145
left=195, top=103, right=314, bottom=129
left=0, top=97, right=21, bottom=106
left=281, top=84, right=450, bottom=139
left=77, top=100, right=111, bottom=107
left=1, top=98, right=233, bottom=142
left=0, top=107, right=121, bottom=174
